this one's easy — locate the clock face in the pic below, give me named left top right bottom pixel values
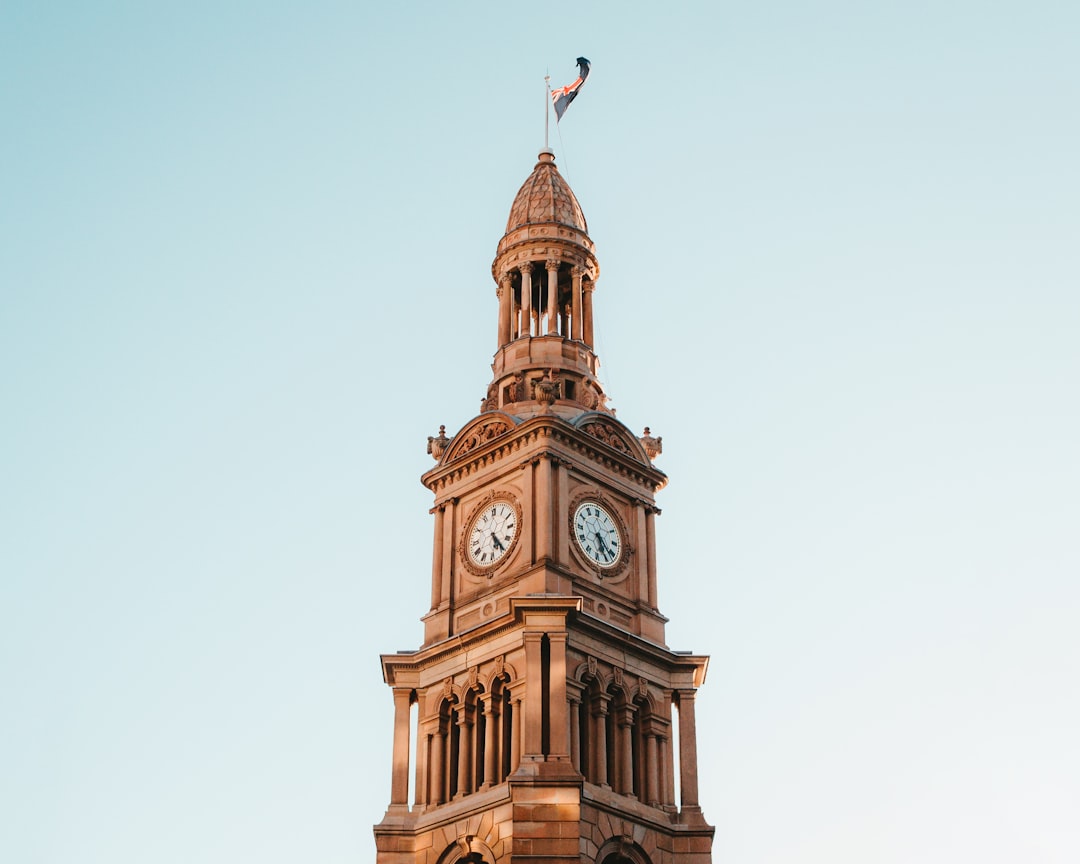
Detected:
left=573, top=502, right=622, bottom=568
left=467, top=500, right=518, bottom=567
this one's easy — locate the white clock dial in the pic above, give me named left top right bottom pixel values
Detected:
left=573, top=502, right=622, bottom=568
left=468, top=501, right=518, bottom=567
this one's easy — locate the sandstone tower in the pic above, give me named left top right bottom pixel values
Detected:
left=374, top=149, right=714, bottom=864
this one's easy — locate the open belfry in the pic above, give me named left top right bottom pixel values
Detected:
left=374, top=148, right=714, bottom=864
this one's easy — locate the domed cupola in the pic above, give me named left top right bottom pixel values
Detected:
left=485, top=150, right=607, bottom=421
left=504, top=149, right=589, bottom=235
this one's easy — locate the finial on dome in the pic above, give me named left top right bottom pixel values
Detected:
left=538, top=148, right=555, bottom=164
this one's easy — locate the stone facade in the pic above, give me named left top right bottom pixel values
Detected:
left=374, top=149, right=714, bottom=864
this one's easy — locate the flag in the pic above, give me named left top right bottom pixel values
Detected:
left=551, top=57, right=590, bottom=122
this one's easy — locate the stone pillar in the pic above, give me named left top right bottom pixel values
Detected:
left=389, top=688, right=412, bottom=807
left=646, top=732, right=660, bottom=806
left=568, top=691, right=582, bottom=773
left=439, top=500, right=455, bottom=607
left=522, top=633, right=544, bottom=760
left=497, top=275, right=511, bottom=347
left=519, top=262, right=533, bottom=338
left=678, top=690, right=701, bottom=810
left=534, top=456, right=552, bottom=561
left=482, top=694, right=498, bottom=789
left=582, top=279, right=595, bottom=346
left=510, top=691, right=522, bottom=772
left=454, top=707, right=473, bottom=798
left=413, top=723, right=428, bottom=808
left=571, top=266, right=584, bottom=341
left=546, top=259, right=559, bottom=335
left=617, top=708, right=635, bottom=796
left=430, top=505, right=444, bottom=611
left=593, top=695, right=610, bottom=788
left=547, top=631, right=569, bottom=761
left=646, top=506, right=658, bottom=609
left=430, top=721, right=445, bottom=805
left=661, top=733, right=674, bottom=807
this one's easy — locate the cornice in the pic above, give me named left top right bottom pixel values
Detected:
left=421, top=413, right=667, bottom=497
left=381, top=594, right=581, bottom=685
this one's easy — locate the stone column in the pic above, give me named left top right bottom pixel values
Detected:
left=571, top=266, right=584, bottom=341
left=568, top=691, right=582, bottom=773
left=593, top=695, right=610, bottom=788
left=430, top=721, right=445, bottom=805
left=582, top=279, right=595, bottom=346
left=547, top=631, right=569, bottom=761
left=522, top=633, right=544, bottom=760
left=482, top=694, right=498, bottom=789
left=413, top=722, right=428, bottom=808
left=439, top=500, right=455, bottom=607
left=534, top=456, right=552, bottom=561
left=617, top=707, right=635, bottom=796
left=510, top=691, right=522, bottom=772
left=454, top=707, right=473, bottom=798
left=646, top=732, right=660, bottom=806
left=430, top=505, right=444, bottom=611
left=519, top=262, right=533, bottom=338
left=389, top=688, right=412, bottom=807
left=497, top=275, right=511, bottom=346
left=646, top=506, right=658, bottom=609
left=660, top=734, right=674, bottom=807
left=546, top=259, right=560, bottom=335
left=678, top=690, right=701, bottom=810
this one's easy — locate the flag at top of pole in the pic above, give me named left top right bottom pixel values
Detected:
left=551, top=57, right=591, bottom=122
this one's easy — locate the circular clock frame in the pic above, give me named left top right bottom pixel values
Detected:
left=568, top=493, right=632, bottom=580
left=459, top=491, right=523, bottom=578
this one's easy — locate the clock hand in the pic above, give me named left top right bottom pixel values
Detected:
left=491, top=532, right=505, bottom=552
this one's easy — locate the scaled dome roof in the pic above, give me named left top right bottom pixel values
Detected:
left=504, top=150, right=588, bottom=235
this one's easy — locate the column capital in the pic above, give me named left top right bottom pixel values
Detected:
left=545, top=258, right=560, bottom=271
left=518, top=261, right=534, bottom=275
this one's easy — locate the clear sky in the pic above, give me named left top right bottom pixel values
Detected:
left=2, top=2, right=1077, bottom=862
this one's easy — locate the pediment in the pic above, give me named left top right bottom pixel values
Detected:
left=441, top=412, right=521, bottom=465
left=572, top=413, right=652, bottom=465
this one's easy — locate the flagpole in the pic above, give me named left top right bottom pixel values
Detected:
left=544, top=74, right=551, bottom=151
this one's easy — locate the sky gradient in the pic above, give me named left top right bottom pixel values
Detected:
left=3, top=2, right=1078, bottom=862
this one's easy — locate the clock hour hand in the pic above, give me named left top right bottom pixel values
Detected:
left=491, top=532, right=505, bottom=552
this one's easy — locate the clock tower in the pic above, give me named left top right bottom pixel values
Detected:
left=374, top=149, right=714, bottom=864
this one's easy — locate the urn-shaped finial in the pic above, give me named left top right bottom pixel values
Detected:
left=426, top=424, right=450, bottom=460
left=640, top=427, right=663, bottom=460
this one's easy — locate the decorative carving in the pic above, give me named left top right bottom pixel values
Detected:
left=586, top=655, right=598, bottom=679
left=468, top=666, right=478, bottom=687
left=494, top=655, right=505, bottom=678
left=442, top=677, right=453, bottom=699
left=518, top=261, right=534, bottom=275
left=571, top=264, right=585, bottom=278
left=481, top=381, right=498, bottom=412
left=613, top=667, right=624, bottom=688
left=533, top=368, right=560, bottom=410
left=427, top=425, right=450, bottom=460
left=507, top=373, right=525, bottom=403
left=638, top=676, right=650, bottom=699
left=582, top=419, right=632, bottom=455
left=452, top=420, right=511, bottom=459
left=545, top=258, right=559, bottom=272
left=640, top=426, right=663, bottom=460
left=581, top=383, right=599, bottom=410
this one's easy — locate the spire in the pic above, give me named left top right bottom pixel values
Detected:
left=486, top=151, right=605, bottom=420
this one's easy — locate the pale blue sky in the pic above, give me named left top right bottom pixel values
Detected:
left=2, top=2, right=1078, bottom=862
